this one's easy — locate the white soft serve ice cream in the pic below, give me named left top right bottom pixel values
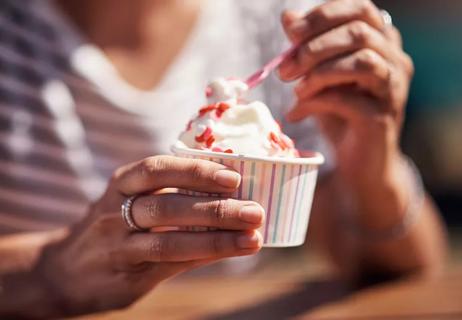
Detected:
left=177, top=78, right=299, bottom=157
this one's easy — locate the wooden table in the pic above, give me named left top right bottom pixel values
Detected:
left=80, top=252, right=462, bottom=320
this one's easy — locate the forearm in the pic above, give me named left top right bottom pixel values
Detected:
left=312, top=157, right=448, bottom=279
left=0, top=229, right=69, bottom=319
left=356, top=195, right=447, bottom=277
left=1, top=269, right=61, bottom=319
left=349, top=156, right=447, bottom=276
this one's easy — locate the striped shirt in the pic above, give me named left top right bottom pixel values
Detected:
left=0, top=0, right=330, bottom=234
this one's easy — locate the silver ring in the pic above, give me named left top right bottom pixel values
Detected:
left=380, top=9, right=393, bottom=27
left=121, top=195, right=146, bottom=232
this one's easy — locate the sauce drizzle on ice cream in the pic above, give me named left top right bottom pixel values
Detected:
left=178, top=78, right=299, bottom=158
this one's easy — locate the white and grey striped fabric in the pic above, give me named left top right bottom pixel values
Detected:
left=0, top=0, right=330, bottom=234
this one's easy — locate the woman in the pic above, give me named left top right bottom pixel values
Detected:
left=0, top=0, right=447, bottom=318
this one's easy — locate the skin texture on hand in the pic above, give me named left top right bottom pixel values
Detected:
left=279, top=0, right=447, bottom=279
left=279, top=0, right=414, bottom=189
left=2, top=156, right=264, bottom=317
left=0, top=1, right=448, bottom=318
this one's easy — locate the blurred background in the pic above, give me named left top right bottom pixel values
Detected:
left=376, top=0, right=462, bottom=247
left=1, top=1, right=459, bottom=318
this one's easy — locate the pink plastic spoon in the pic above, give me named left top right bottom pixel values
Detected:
left=205, top=44, right=299, bottom=97
left=245, top=44, right=299, bottom=89
left=242, top=9, right=391, bottom=90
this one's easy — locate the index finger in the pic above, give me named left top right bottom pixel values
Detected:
left=281, top=0, right=384, bottom=44
left=112, top=155, right=241, bottom=195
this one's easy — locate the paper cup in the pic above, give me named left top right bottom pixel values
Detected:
left=171, top=144, right=324, bottom=247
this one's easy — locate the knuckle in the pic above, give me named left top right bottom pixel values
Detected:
left=149, top=235, right=177, bottom=261
left=303, top=40, right=316, bottom=56
left=92, top=214, right=120, bottom=235
left=210, top=199, right=229, bottom=224
left=402, top=53, right=415, bottom=77
left=355, top=49, right=381, bottom=72
left=144, top=196, right=164, bottom=223
left=139, top=157, right=157, bottom=178
left=348, top=20, right=371, bottom=46
left=188, top=159, right=207, bottom=181
left=111, top=167, right=124, bottom=183
left=309, top=8, right=328, bottom=29
left=142, top=155, right=170, bottom=175
left=359, top=0, right=376, bottom=16
left=149, top=236, right=166, bottom=261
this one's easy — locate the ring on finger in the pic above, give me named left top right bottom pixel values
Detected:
left=380, top=9, right=393, bottom=28
left=121, top=195, right=147, bottom=232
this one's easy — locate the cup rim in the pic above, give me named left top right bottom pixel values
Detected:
left=171, top=143, right=325, bottom=165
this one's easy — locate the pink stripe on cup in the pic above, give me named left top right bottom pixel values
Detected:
left=288, top=165, right=303, bottom=242
left=238, top=160, right=245, bottom=199
left=172, top=145, right=323, bottom=247
left=280, top=164, right=296, bottom=242
left=263, top=164, right=277, bottom=243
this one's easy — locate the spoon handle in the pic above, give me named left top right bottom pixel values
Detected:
left=245, top=44, right=299, bottom=89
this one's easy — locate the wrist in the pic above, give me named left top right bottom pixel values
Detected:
left=0, top=228, right=72, bottom=319
left=0, top=270, right=63, bottom=319
left=33, top=238, right=81, bottom=318
left=33, top=226, right=103, bottom=318
left=346, top=152, right=414, bottom=232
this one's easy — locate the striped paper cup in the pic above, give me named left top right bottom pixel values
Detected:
left=171, top=144, right=324, bottom=247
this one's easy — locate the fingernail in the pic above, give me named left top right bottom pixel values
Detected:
left=214, top=170, right=241, bottom=188
left=237, top=232, right=262, bottom=249
left=239, top=204, right=264, bottom=224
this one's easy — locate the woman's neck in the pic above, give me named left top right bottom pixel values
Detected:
left=56, top=0, right=203, bottom=90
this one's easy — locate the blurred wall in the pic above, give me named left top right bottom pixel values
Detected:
left=375, top=0, right=462, bottom=225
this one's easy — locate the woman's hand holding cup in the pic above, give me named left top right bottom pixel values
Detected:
left=36, top=155, right=264, bottom=315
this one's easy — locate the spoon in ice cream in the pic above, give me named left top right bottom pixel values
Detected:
left=206, top=44, right=299, bottom=97
left=245, top=44, right=299, bottom=89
